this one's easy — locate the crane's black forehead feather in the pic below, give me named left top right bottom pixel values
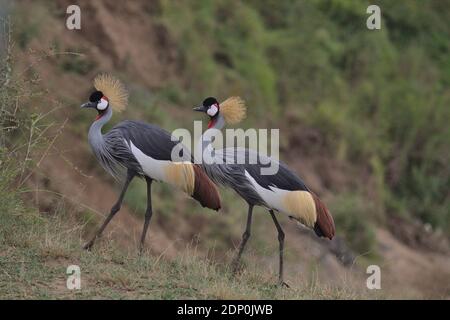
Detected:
left=89, top=91, right=103, bottom=102
left=203, top=97, right=218, bottom=107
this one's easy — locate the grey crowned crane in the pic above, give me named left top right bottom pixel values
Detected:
left=193, top=97, right=335, bottom=286
left=80, top=74, right=221, bottom=253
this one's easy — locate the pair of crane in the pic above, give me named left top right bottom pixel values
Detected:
left=80, top=74, right=335, bottom=286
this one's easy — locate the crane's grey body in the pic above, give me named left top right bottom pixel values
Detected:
left=88, top=107, right=190, bottom=182
left=202, top=147, right=310, bottom=206
left=84, top=106, right=172, bottom=252
left=196, top=111, right=317, bottom=286
left=82, top=102, right=217, bottom=253
left=201, top=161, right=264, bottom=207
left=198, top=114, right=309, bottom=207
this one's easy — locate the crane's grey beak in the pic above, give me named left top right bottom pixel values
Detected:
left=81, top=101, right=96, bottom=109
left=193, top=105, right=207, bottom=112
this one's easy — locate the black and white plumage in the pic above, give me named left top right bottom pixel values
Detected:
left=194, top=97, right=335, bottom=286
left=81, top=75, right=221, bottom=253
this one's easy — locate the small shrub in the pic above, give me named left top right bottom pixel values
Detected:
left=58, top=52, right=96, bottom=75
left=331, top=193, right=376, bottom=255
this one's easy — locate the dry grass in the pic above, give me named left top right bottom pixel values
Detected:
left=0, top=203, right=371, bottom=299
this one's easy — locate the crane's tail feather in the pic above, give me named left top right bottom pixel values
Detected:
left=192, top=165, right=221, bottom=211
left=164, top=163, right=221, bottom=211
left=311, top=193, right=335, bottom=240
left=284, top=191, right=335, bottom=239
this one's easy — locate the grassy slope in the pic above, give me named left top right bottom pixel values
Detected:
left=0, top=205, right=364, bottom=299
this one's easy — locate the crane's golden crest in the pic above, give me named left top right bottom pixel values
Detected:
left=220, top=96, right=247, bottom=124
left=94, top=74, right=128, bottom=112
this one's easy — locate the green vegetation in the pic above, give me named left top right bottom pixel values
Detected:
left=58, top=50, right=96, bottom=75
left=0, top=36, right=43, bottom=223
left=331, top=193, right=376, bottom=255
left=155, top=0, right=450, bottom=242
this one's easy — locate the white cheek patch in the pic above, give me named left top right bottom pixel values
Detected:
left=207, top=104, right=218, bottom=117
left=97, top=98, right=108, bottom=110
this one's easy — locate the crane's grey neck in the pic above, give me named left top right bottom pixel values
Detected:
left=87, top=107, right=128, bottom=182
left=209, top=114, right=225, bottom=131
left=88, top=107, right=112, bottom=150
left=87, top=106, right=125, bottom=180
left=195, top=114, right=225, bottom=164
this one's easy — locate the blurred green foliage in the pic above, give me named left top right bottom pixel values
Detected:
left=331, top=193, right=376, bottom=254
left=156, top=0, right=450, bottom=237
left=58, top=51, right=96, bottom=76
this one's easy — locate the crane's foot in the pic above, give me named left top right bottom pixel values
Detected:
left=138, top=241, right=150, bottom=256
left=231, top=265, right=238, bottom=276
left=83, top=240, right=94, bottom=251
left=230, top=259, right=245, bottom=276
left=278, top=278, right=290, bottom=288
left=231, top=262, right=238, bottom=275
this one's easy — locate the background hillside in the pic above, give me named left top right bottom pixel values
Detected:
left=1, top=0, right=449, bottom=299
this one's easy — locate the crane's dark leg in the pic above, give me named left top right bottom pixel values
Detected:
left=231, top=205, right=253, bottom=274
left=83, top=170, right=136, bottom=251
left=138, top=177, right=153, bottom=254
left=269, top=210, right=289, bottom=287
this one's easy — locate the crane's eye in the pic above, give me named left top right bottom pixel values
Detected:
left=207, top=104, right=218, bottom=116
left=97, top=98, right=108, bottom=110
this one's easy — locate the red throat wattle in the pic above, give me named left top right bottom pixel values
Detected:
left=208, top=118, right=217, bottom=129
